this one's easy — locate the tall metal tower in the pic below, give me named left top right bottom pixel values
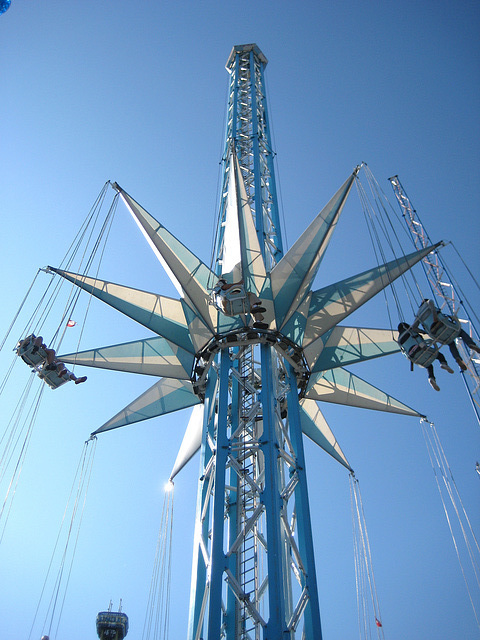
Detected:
left=189, top=42, right=322, bottom=640
left=53, top=43, right=436, bottom=639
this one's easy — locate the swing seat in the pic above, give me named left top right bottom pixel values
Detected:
left=416, top=306, right=461, bottom=345
left=402, top=342, right=438, bottom=368
left=37, top=364, right=69, bottom=389
left=398, top=327, right=438, bottom=368
left=427, top=317, right=461, bottom=345
left=214, top=284, right=249, bottom=316
left=16, top=335, right=48, bottom=367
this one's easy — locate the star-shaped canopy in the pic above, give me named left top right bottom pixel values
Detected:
left=52, top=163, right=435, bottom=476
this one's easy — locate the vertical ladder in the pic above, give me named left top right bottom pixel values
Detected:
left=234, top=342, right=262, bottom=638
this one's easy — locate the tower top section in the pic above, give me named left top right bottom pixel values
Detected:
left=226, top=43, right=268, bottom=71
left=216, top=42, right=282, bottom=271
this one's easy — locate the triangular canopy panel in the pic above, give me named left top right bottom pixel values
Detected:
left=169, top=404, right=204, bottom=480
left=60, top=336, right=195, bottom=379
left=303, top=243, right=442, bottom=348
left=232, top=156, right=270, bottom=297
left=114, top=183, right=217, bottom=331
left=271, top=173, right=356, bottom=329
left=49, top=269, right=194, bottom=353
left=305, top=326, right=400, bottom=373
left=299, top=398, right=352, bottom=471
left=219, top=154, right=275, bottom=327
left=305, top=367, right=423, bottom=417
left=92, top=378, right=201, bottom=435
left=221, top=156, right=243, bottom=281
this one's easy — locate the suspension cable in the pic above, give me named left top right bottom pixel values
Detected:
left=10, top=182, right=112, bottom=356
left=51, top=436, right=97, bottom=638
left=142, top=481, right=175, bottom=640
left=356, top=166, right=427, bottom=322
left=420, top=419, right=480, bottom=630
left=50, top=185, right=118, bottom=352
left=368, top=166, right=434, bottom=312
left=0, top=376, right=45, bottom=543
left=28, top=436, right=97, bottom=640
left=0, top=269, right=42, bottom=353
left=450, top=242, right=480, bottom=294
left=0, top=374, right=37, bottom=485
left=0, top=355, right=18, bottom=399
left=20, top=183, right=111, bottom=346
left=445, top=243, right=480, bottom=329
left=355, top=177, right=398, bottom=329
left=349, top=473, right=385, bottom=639
left=55, top=192, right=119, bottom=362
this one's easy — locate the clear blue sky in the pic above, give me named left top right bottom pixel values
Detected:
left=1, top=2, right=479, bottom=639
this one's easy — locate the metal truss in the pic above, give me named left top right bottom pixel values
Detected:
left=188, top=45, right=320, bottom=633
left=185, top=44, right=321, bottom=639
left=216, top=43, right=283, bottom=272
left=389, top=175, right=480, bottom=417
left=188, top=328, right=320, bottom=639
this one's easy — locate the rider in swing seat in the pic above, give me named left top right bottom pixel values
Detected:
left=417, top=299, right=480, bottom=371
left=16, top=334, right=56, bottom=367
left=43, top=360, right=87, bottom=385
left=17, top=335, right=87, bottom=387
left=397, top=322, right=454, bottom=391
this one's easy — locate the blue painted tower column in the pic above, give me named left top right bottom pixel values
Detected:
left=187, top=44, right=322, bottom=639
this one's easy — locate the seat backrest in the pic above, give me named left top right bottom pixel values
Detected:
left=417, top=303, right=461, bottom=345
left=17, top=336, right=48, bottom=367
left=409, top=345, right=438, bottom=367
left=398, top=330, right=437, bottom=367
left=37, top=365, right=69, bottom=389
left=428, top=315, right=461, bottom=344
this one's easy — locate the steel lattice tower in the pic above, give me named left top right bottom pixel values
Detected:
left=220, top=44, right=283, bottom=269
left=53, top=42, right=435, bottom=640
left=187, top=44, right=321, bottom=638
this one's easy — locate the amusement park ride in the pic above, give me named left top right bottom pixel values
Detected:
left=2, top=44, right=479, bottom=639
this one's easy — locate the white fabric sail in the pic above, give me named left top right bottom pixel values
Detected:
left=114, top=183, right=217, bottom=332
left=170, top=404, right=204, bottom=480
left=299, top=399, right=352, bottom=471
left=305, top=326, right=400, bottom=373
left=303, top=243, right=442, bottom=347
left=233, top=154, right=269, bottom=300
left=221, top=156, right=242, bottom=280
left=305, top=367, right=422, bottom=417
left=271, top=173, right=356, bottom=329
left=92, top=378, right=200, bottom=435
left=49, top=268, right=194, bottom=353
left=60, top=337, right=194, bottom=379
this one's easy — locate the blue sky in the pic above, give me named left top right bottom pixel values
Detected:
left=1, top=2, right=479, bottom=639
